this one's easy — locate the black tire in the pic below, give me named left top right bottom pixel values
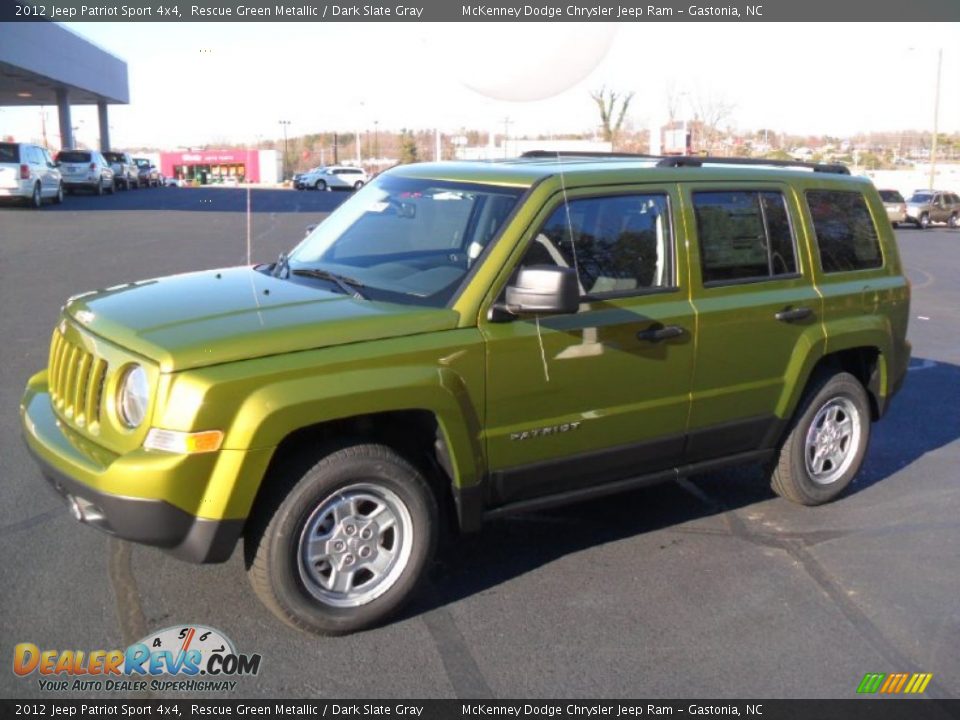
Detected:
left=246, top=443, right=438, bottom=635
left=315, top=179, right=326, bottom=192
left=891, top=221, right=899, bottom=229
left=29, top=182, right=42, bottom=209
left=949, top=213, right=959, bottom=229
left=353, top=180, right=364, bottom=190
left=53, top=182, right=63, bottom=205
left=919, top=212, right=930, bottom=229
left=95, top=178, right=104, bottom=196
left=770, top=372, right=871, bottom=506
left=107, top=178, right=116, bottom=195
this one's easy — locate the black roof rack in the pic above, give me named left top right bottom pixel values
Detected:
left=519, top=150, right=850, bottom=175
left=655, top=155, right=850, bottom=175
left=521, top=150, right=659, bottom=160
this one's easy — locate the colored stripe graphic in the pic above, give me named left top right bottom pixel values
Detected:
left=857, top=672, right=933, bottom=694
left=857, top=673, right=885, bottom=693
left=913, top=673, right=933, bottom=694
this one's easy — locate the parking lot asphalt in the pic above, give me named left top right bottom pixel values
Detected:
left=1, top=186, right=958, bottom=699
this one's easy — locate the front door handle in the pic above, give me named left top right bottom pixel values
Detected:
left=637, top=324, right=685, bottom=342
left=775, top=307, right=813, bottom=323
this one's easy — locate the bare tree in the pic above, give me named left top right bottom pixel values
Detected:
left=590, top=86, right=635, bottom=148
left=691, top=91, right=736, bottom=154
left=664, top=81, right=683, bottom=123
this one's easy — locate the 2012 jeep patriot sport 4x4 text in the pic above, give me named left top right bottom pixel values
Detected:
left=21, top=153, right=910, bottom=634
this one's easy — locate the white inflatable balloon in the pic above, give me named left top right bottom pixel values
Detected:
left=428, top=23, right=618, bottom=102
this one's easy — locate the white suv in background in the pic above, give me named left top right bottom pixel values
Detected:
left=298, top=165, right=368, bottom=191
left=0, top=142, right=63, bottom=208
left=56, top=149, right=116, bottom=196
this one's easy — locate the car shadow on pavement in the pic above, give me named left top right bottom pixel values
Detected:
left=405, top=357, right=960, bottom=619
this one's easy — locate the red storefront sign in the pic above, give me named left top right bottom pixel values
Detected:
left=160, top=149, right=261, bottom=181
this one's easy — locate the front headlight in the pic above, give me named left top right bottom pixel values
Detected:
left=117, top=364, right=149, bottom=428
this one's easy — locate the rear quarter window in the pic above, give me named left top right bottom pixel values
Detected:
left=0, top=144, right=20, bottom=163
left=879, top=190, right=904, bottom=203
left=806, top=190, right=883, bottom=273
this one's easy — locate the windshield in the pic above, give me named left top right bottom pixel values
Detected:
left=285, top=175, right=524, bottom=307
left=134, top=159, right=150, bottom=167
left=909, top=192, right=932, bottom=204
left=103, top=152, right=124, bottom=162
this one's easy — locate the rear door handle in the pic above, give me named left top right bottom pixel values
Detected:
left=775, top=307, right=813, bottom=323
left=637, top=324, right=685, bottom=342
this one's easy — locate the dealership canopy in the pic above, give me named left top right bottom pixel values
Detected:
left=0, top=23, right=129, bottom=150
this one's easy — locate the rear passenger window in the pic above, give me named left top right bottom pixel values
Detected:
left=693, top=191, right=798, bottom=284
left=806, top=190, right=883, bottom=272
left=523, top=194, right=673, bottom=295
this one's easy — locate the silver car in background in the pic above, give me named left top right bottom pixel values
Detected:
left=878, top=189, right=907, bottom=227
left=103, top=151, right=139, bottom=190
left=56, top=149, right=115, bottom=195
left=0, top=142, right=63, bottom=208
left=906, top=190, right=960, bottom=229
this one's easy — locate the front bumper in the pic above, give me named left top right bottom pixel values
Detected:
left=20, top=372, right=272, bottom=563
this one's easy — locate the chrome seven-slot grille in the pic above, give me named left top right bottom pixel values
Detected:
left=48, top=328, right=108, bottom=429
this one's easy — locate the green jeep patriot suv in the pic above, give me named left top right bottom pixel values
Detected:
left=21, top=153, right=911, bottom=634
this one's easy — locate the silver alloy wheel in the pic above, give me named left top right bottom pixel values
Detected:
left=919, top=213, right=929, bottom=229
left=297, top=483, right=414, bottom=608
left=804, top=397, right=862, bottom=485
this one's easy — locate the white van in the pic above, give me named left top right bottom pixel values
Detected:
left=0, top=142, right=63, bottom=208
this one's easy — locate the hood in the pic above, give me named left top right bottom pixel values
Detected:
left=65, top=267, right=459, bottom=372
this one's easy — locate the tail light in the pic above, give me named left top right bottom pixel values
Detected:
left=19, top=164, right=29, bottom=179
left=89, top=163, right=97, bottom=171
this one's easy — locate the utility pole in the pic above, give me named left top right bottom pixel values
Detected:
left=502, top=117, right=512, bottom=158
left=435, top=128, right=441, bottom=161
left=374, top=120, right=379, bottom=159
left=278, top=120, right=291, bottom=180
left=929, top=48, right=942, bottom=191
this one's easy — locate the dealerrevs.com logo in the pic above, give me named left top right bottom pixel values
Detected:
left=13, top=625, right=262, bottom=693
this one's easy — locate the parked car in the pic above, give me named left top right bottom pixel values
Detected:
left=56, top=149, right=115, bottom=195
left=877, top=189, right=907, bottom=227
left=0, top=141, right=63, bottom=208
left=299, top=165, right=368, bottom=191
left=21, top=154, right=911, bottom=636
left=134, top=158, right=160, bottom=187
left=102, top=151, right=139, bottom=190
left=905, top=190, right=960, bottom=229
left=165, top=177, right=185, bottom=188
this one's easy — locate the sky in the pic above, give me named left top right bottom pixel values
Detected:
left=1, top=21, right=958, bottom=150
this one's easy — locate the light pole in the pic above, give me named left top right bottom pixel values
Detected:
left=356, top=101, right=364, bottom=166
left=374, top=120, right=379, bottom=159
left=278, top=120, right=291, bottom=180
left=928, top=48, right=942, bottom=191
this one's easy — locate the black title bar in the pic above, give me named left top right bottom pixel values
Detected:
left=3, top=0, right=959, bottom=22
left=2, top=700, right=959, bottom=719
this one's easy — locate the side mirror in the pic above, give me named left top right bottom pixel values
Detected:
left=504, top=266, right=580, bottom=316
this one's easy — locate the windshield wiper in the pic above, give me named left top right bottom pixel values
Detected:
left=291, top=268, right=367, bottom=299
left=272, top=251, right=290, bottom=278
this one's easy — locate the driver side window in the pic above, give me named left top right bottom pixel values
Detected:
left=520, top=193, right=674, bottom=296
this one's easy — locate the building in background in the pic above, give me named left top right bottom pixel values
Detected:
left=159, top=148, right=279, bottom=184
